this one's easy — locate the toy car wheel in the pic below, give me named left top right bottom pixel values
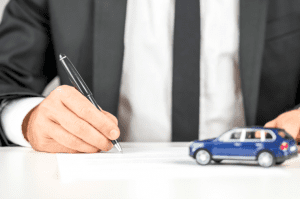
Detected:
left=195, top=149, right=211, bottom=165
left=257, top=151, right=275, bottom=167
left=275, top=161, right=285, bottom=165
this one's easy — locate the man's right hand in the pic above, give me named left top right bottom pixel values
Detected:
left=22, top=85, right=120, bottom=153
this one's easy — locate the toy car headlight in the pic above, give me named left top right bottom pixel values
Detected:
left=290, top=145, right=297, bottom=152
left=191, top=143, right=204, bottom=152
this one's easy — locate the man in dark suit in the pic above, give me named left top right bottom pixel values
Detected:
left=1, top=0, right=300, bottom=153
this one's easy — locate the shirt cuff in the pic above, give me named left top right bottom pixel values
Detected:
left=0, top=97, right=45, bottom=147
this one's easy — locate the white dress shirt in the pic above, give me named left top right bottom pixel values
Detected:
left=199, top=0, right=245, bottom=139
left=1, top=0, right=245, bottom=146
left=1, top=97, right=44, bottom=147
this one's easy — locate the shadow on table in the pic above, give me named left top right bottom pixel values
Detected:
left=171, top=159, right=289, bottom=168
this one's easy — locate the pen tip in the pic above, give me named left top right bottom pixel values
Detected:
left=113, top=141, right=123, bottom=153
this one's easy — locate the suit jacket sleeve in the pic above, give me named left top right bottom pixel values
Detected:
left=0, top=0, right=57, bottom=146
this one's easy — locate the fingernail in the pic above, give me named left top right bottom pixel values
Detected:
left=110, top=129, right=119, bottom=138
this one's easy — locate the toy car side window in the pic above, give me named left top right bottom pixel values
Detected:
left=278, top=130, right=293, bottom=140
left=245, top=130, right=263, bottom=142
left=230, top=132, right=241, bottom=140
left=265, top=131, right=274, bottom=140
left=219, top=130, right=235, bottom=142
left=261, top=130, right=276, bottom=142
left=219, top=130, right=242, bottom=142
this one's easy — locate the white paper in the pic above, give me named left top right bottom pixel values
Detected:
left=57, top=146, right=295, bottom=182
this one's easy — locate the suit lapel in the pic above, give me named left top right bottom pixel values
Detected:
left=239, top=0, right=269, bottom=125
left=93, top=0, right=127, bottom=116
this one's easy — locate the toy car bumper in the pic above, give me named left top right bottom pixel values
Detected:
left=276, top=151, right=298, bottom=162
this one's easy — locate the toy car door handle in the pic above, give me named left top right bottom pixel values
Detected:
left=234, top=143, right=241, bottom=146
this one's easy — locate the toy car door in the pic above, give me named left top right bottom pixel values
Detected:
left=240, top=129, right=265, bottom=158
left=212, top=129, right=243, bottom=156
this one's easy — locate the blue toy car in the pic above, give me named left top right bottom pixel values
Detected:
left=189, top=127, right=298, bottom=167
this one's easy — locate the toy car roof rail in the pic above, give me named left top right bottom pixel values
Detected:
left=233, top=126, right=285, bottom=131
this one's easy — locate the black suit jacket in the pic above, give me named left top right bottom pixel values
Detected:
left=1, top=0, right=300, bottom=146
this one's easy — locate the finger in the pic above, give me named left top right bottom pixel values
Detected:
left=54, top=85, right=120, bottom=140
left=255, top=131, right=261, bottom=138
left=39, top=140, right=80, bottom=154
left=28, top=120, right=79, bottom=154
left=47, top=142, right=79, bottom=153
left=102, top=110, right=118, bottom=125
left=49, top=104, right=113, bottom=151
left=264, top=120, right=277, bottom=128
left=97, top=105, right=103, bottom=111
left=31, top=136, right=79, bottom=153
left=97, top=107, right=118, bottom=126
left=49, top=120, right=103, bottom=153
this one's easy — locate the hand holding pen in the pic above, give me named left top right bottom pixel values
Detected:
left=59, top=54, right=122, bottom=152
left=21, top=57, right=122, bottom=153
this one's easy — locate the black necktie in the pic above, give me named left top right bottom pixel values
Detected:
left=172, top=0, right=200, bottom=141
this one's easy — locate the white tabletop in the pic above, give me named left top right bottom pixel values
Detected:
left=1, top=142, right=300, bottom=199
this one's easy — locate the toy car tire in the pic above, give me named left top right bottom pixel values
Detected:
left=257, top=151, right=275, bottom=167
left=275, top=161, right=285, bottom=165
left=195, top=149, right=211, bottom=165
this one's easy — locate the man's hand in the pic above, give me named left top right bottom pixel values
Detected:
left=22, top=85, right=120, bottom=153
left=264, top=109, right=300, bottom=143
